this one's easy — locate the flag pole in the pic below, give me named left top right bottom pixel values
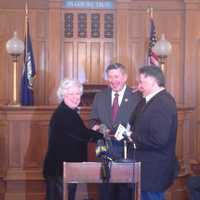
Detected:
left=13, top=45, right=17, bottom=105
left=25, top=2, right=28, bottom=58
left=147, top=7, right=153, bottom=19
left=146, top=7, right=160, bottom=67
left=10, top=1, right=29, bottom=105
left=21, top=1, right=36, bottom=105
left=146, top=7, right=152, bottom=65
left=150, top=7, right=153, bottom=19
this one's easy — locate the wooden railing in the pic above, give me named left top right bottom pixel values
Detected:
left=0, top=105, right=194, bottom=200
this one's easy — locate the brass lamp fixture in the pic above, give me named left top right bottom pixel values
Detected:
left=153, top=34, right=172, bottom=73
left=6, top=31, right=24, bottom=105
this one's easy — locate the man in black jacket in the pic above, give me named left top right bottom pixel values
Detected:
left=129, top=65, right=179, bottom=200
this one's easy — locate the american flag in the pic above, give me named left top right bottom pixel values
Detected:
left=147, top=17, right=160, bottom=66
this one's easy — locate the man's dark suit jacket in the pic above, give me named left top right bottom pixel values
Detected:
left=43, top=101, right=103, bottom=178
left=89, top=86, right=142, bottom=200
left=130, top=89, right=179, bottom=192
left=89, top=86, right=141, bottom=132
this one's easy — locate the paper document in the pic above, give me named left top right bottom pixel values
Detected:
left=114, top=124, right=127, bottom=141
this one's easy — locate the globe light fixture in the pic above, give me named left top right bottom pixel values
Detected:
left=153, top=33, right=172, bottom=73
left=6, top=31, right=24, bottom=105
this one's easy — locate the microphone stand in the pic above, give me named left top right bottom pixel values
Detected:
left=118, top=138, right=133, bottom=163
left=124, top=140, right=127, bottom=160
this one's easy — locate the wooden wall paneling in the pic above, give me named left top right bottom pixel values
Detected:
left=101, top=11, right=115, bottom=80
left=184, top=1, right=200, bottom=107
left=30, top=10, right=48, bottom=105
left=0, top=106, right=94, bottom=200
left=0, top=0, right=199, bottom=199
left=0, top=9, right=11, bottom=104
left=63, top=42, right=74, bottom=78
left=77, top=42, right=87, bottom=83
left=197, top=121, right=200, bottom=161
left=63, top=9, right=115, bottom=85
left=0, top=32, right=9, bottom=104
left=23, top=122, right=49, bottom=168
left=9, top=121, right=22, bottom=168
left=0, top=112, right=7, bottom=200
left=34, top=38, right=48, bottom=105
left=155, top=10, right=185, bottom=104
left=103, top=42, right=114, bottom=74
left=129, top=41, right=142, bottom=86
left=165, top=107, right=193, bottom=200
left=0, top=9, right=24, bottom=105
left=196, top=40, right=200, bottom=161
left=166, top=174, right=189, bottom=200
left=116, top=4, right=130, bottom=70
left=176, top=109, right=185, bottom=162
left=9, top=10, right=25, bottom=105
left=177, top=108, right=194, bottom=165
left=67, top=11, right=78, bottom=81
left=166, top=42, right=184, bottom=104
left=165, top=107, right=194, bottom=200
left=184, top=1, right=200, bottom=164
left=47, top=0, right=63, bottom=105
left=0, top=105, right=193, bottom=200
left=128, top=10, right=148, bottom=86
left=90, top=42, right=100, bottom=83
left=1, top=106, right=53, bottom=200
left=0, top=0, right=48, bottom=9
left=9, top=121, right=46, bottom=168
left=0, top=8, right=48, bottom=106
left=5, top=114, right=50, bottom=173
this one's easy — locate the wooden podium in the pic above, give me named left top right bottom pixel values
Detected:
left=63, top=161, right=141, bottom=200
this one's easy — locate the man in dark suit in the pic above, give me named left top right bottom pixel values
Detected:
left=89, top=63, right=141, bottom=200
left=129, top=65, right=179, bottom=200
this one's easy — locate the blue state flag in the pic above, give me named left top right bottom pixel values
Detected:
left=20, top=22, right=36, bottom=106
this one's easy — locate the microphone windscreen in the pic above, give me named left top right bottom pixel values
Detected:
left=96, top=139, right=107, bottom=157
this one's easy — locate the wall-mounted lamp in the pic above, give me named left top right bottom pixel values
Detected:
left=6, top=31, right=24, bottom=105
left=153, top=34, right=172, bottom=73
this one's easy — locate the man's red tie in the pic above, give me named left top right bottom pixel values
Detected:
left=112, top=93, right=119, bottom=123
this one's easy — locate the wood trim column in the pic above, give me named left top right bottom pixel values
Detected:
left=116, top=1, right=131, bottom=70
left=47, top=0, right=63, bottom=104
left=184, top=0, right=200, bottom=161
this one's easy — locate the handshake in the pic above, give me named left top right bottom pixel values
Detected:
left=93, top=123, right=133, bottom=142
left=92, top=123, right=111, bottom=139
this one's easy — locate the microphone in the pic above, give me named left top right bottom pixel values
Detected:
left=114, top=123, right=135, bottom=162
left=122, top=123, right=133, bottom=142
left=98, top=124, right=113, bottom=162
left=96, top=139, right=112, bottom=182
left=114, top=123, right=132, bottom=142
left=95, top=139, right=112, bottom=161
left=124, top=123, right=137, bottom=162
left=122, top=132, right=133, bottom=142
left=96, top=139, right=106, bottom=157
left=100, top=157, right=112, bottom=183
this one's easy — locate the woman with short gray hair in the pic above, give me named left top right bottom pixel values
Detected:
left=57, top=78, right=83, bottom=102
left=43, top=78, right=103, bottom=200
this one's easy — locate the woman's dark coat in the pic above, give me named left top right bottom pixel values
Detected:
left=43, top=101, right=102, bottom=178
